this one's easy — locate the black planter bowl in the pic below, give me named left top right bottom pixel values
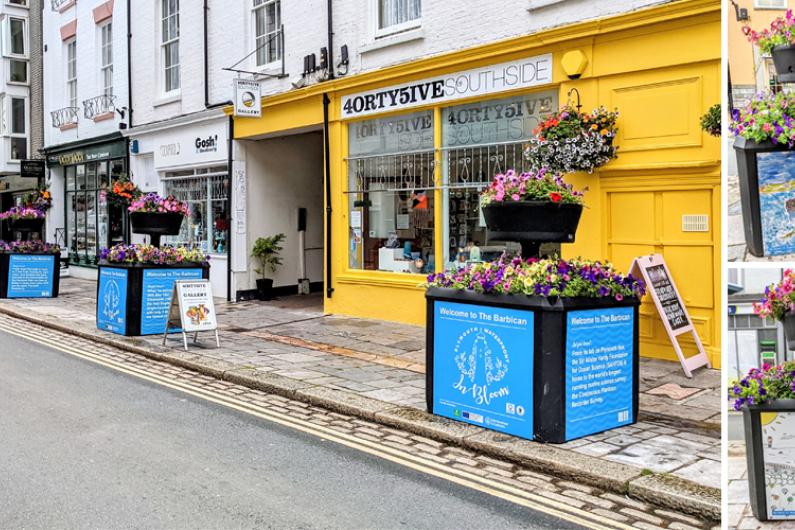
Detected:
left=7, top=217, right=45, bottom=234
left=130, top=211, right=185, bottom=247
left=784, top=313, right=795, bottom=351
left=773, top=44, right=795, bottom=83
left=482, top=201, right=583, bottom=243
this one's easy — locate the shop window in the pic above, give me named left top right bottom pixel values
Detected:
left=440, top=90, right=558, bottom=267
left=376, top=0, right=421, bottom=37
left=253, top=0, right=281, bottom=67
left=347, top=110, right=435, bottom=274
left=100, top=22, right=113, bottom=96
left=161, top=0, right=180, bottom=94
left=163, top=167, right=229, bottom=255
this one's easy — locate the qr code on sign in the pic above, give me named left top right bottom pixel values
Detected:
left=617, top=410, right=629, bottom=422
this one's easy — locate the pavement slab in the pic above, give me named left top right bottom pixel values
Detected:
left=0, top=277, right=721, bottom=519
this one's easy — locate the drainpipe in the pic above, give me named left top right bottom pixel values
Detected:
left=227, top=114, right=234, bottom=302
left=127, top=0, right=133, bottom=127
left=327, top=0, right=334, bottom=80
left=204, top=0, right=210, bottom=108
left=323, top=93, right=333, bottom=299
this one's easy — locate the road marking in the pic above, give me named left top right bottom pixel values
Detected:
left=0, top=321, right=634, bottom=530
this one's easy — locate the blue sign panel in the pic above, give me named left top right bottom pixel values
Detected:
left=565, top=307, right=634, bottom=440
left=7, top=255, right=55, bottom=298
left=432, top=301, right=534, bottom=439
left=140, top=268, right=202, bottom=335
left=758, top=151, right=795, bottom=256
left=97, top=267, right=128, bottom=335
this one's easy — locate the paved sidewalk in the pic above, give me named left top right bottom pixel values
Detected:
left=0, top=277, right=722, bottom=515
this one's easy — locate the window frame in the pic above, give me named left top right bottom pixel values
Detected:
left=252, top=0, right=282, bottom=70
left=373, top=0, right=422, bottom=39
left=8, top=96, right=27, bottom=161
left=5, top=0, right=28, bottom=7
left=66, top=38, right=77, bottom=108
left=5, top=16, right=27, bottom=58
left=8, top=58, right=27, bottom=85
left=100, top=21, right=113, bottom=97
left=160, top=0, right=180, bottom=96
left=754, top=0, right=787, bottom=8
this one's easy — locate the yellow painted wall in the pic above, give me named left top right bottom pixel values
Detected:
left=728, top=0, right=794, bottom=88
left=234, top=0, right=721, bottom=367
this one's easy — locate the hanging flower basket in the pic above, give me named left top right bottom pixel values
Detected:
left=6, top=217, right=45, bottom=234
left=773, top=44, right=795, bottom=82
left=743, top=12, right=795, bottom=83
left=129, top=211, right=184, bottom=236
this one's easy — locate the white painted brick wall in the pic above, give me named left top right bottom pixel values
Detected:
left=42, top=1, right=129, bottom=149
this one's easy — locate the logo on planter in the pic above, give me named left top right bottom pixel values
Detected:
left=102, top=279, right=121, bottom=321
left=433, top=301, right=533, bottom=439
left=452, top=327, right=510, bottom=405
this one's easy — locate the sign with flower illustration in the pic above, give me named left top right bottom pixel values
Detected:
left=163, top=280, right=219, bottom=350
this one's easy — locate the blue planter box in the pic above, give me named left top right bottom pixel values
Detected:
left=744, top=401, right=795, bottom=521
left=0, top=252, right=60, bottom=299
left=426, top=287, right=640, bottom=443
left=97, top=262, right=209, bottom=336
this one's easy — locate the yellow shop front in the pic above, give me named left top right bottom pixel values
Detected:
left=233, top=0, right=721, bottom=368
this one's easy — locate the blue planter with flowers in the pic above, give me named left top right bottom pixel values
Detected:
left=0, top=241, right=61, bottom=299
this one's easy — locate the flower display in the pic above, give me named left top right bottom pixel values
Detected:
left=21, top=188, right=52, bottom=212
left=728, top=362, right=795, bottom=411
left=700, top=103, right=721, bottom=137
left=0, top=240, right=60, bottom=254
left=742, top=10, right=795, bottom=55
left=426, top=255, right=645, bottom=300
left=753, top=269, right=795, bottom=321
left=100, top=243, right=208, bottom=265
left=102, top=176, right=141, bottom=209
left=0, top=206, right=46, bottom=221
left=480, top=168, right=585, bottom=206
left=128, top=193, right=189, bottom=216
left=729, top=91, right=795, bottom=146
left=524, top=105, right=619, bottom=174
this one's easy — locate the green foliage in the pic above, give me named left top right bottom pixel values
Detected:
left=699, top=104, right=721, bottom=137
left=252, top=234, right=285, bottom=278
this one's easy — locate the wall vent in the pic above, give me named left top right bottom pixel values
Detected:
left=682, top=214, right=709, bottom=232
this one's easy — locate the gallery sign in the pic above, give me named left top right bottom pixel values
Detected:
left=234, top=78, right=262, bottom=118
left=341, top=54, right=553, bottom=118
left=163, top=280, right=220, bottom=350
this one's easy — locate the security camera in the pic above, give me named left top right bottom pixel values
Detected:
left=291, top=76, right=307, bottom=90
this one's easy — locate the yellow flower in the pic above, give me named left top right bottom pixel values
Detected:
left=590, top=124, right=598, bottom=130
left=600, top=129, right=608, bottom=136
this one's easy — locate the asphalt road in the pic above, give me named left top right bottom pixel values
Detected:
left=0, top=329, right=583, bottom=530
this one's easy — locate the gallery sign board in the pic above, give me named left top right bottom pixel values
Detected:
left=341, top=54, right=553, bottom=119
left=629, top=254, right=711, bottom=377
left=234, top=78, right=262, bottom=118
left=163, top=280, right=220, bottom=350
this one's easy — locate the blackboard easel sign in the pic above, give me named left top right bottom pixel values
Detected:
left=629, top=254, right=711, bottom=378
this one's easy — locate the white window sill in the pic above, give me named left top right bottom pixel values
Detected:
left=361, top=28, right=424, bottom=54
left=253, top=63, right=282, bottom=78
left=528, top=0, right=566, bottom=9
left=153, top=93, right=181, bottom=107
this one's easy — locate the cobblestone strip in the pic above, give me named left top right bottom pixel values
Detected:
left=0, top=314, right=718, bottom=530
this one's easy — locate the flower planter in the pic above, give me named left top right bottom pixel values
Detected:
left=733, top=137, right=795, bottom=257
left=129, top=212, right=184, bottom=248
left=773, top=45, right=795, bottom=83
left=96, top=261, right=209, bottom=336
left=743, top=401, right=795, bottom=521
left=426, top=287, right=640, bottom=443
left=6, top=218, right=45, bottom=239
left=0, top=252, right=60, bottom=298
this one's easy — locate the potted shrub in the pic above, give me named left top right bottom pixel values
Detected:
left=251, top=234, right=285, bottom=301
left=128, top=193, right=189, bottom=247
left=730, top=92, right=795, bottom=257
left=744, top=11, right=795, bottom=82
left=730, top=363, right=795, bottom=521
left=480, top=168, right=585, bottom=256
left=700, top=103, right=721, bottom=137
left=96, top=243, right=209, bottom=336
left=425, top=256, right=645, bottom=443
left=0, top=240, right=61, bottom=299
left=524, top=105, right=619, bottom=174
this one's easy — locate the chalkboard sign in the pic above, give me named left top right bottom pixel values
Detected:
left=644, top=264, right=689, bottom=331
left=629, top=254, right=710, bottom=378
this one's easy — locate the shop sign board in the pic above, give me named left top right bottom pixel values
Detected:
left=97, top=267, right=129, bottom=335
left=20, top=160, right=45, bottom=181
left=47, top=141, right=127, bottom=167
left=6, top=255, right=56, bottom=298
left=565, top=307, right=634, bottom=440
left=432, top=300, right=534, bottom=439
left=629, top=254, right=711, bottom=377
left=341, top=54, right=553, bottom=119
left=152, top=121, right=229, bottom=169
left=163, top=280, right=220, bottom=350
left=140, top=269, right=203, bottom=335
left=234, top=78, right=262, bottom=118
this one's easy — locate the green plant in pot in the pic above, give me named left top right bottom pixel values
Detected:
left=252, top=233, right=285, bottom=301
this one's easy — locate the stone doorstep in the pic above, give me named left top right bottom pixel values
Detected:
left=0, top=303, right=720, bottom=521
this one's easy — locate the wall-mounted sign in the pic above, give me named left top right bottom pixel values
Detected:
left=47, top=140, right=127, bottom=167
left=234, top=78, right=262, bottom=118
left=20, top=160, right=45, bottom=181
left=629, top=254, right=711, bottom=378
left=150, top=121, right=228, bottom=169
left=341, top=54, right=553, bottom=119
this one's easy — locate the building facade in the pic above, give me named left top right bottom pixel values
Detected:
left=42, top=0, right=129, bottom=273
left=232, top=0, right=722, bottom=367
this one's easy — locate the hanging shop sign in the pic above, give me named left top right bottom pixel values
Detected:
left=341, top=54, right=553, bottom=118
left=162, top=280, right=220, bottom=350
left=234, top=78, right=262, bottom=118
left=20, top=160, right=46, bottom=181
left=629, top=254, right=711, bottom=378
